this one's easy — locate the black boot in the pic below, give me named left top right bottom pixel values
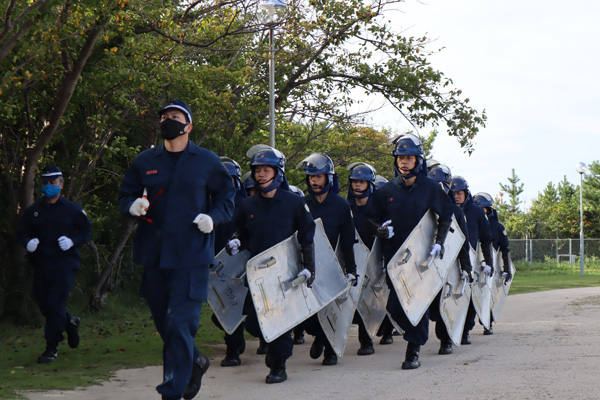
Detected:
left=357, top=341, right=375, bottom=356
left=257, top=338, right=268, bottom=355
left=484, top=322, right=494, bottom=335
left=461, top=332, right=471, bottom=345
left=310, top=338, right=324, bottom=359
left=183, top=355, right=210, bottom=400
left=220, top=350, right=241, bottom=367
left=322, top=346, right=338, bottom=366
left=438, top=340, right=453, bottom=355
left=66, top=315, right=80, bottom=349
left=379, top=334, right=394, bottom=345
left=37, top=344, right=58, bottom=364
left=265, top=360, right=287, bottom=384
left=401, top=342, right=421, bottom=370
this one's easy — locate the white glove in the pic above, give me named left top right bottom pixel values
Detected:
left=382, top=220, right=395, bottom=239
left=461, top=269, right=473, bottom=282
left=482, top=264, right=492, bottom=276
left=129, top=197, right=149, bottom=217
left=430, top=243, right=442, bottom=258
left=193, top=213, right=214, bottom=233
left=227, top=239, right=241, bottom=255
left=297, top=268, right=312, bottom=281
left=26, top=238, right=39, bottom=253
left=58, top=236, right=74, bottom=251
left=346, top=273, right=357, bottom=286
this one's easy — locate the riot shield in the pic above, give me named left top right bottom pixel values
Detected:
left=387, top=211, right=466, bottom=326
left=491, top=251, right=516, bottom=322
left=356, top=238, right=391, bottom=339
left=246, top=219, right=348, bottom=343
left=207, top=248, right=250, bottom=335
left=439, top=259, right=472, bottom=346
left=470, top=245, right=492, bottom=330
left=318, top=233, right=369, bottom=357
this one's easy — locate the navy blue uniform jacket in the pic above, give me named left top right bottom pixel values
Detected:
left=235, top=189, right=315, bottom=257
left=118, top=141, right=235, bottom=268
left=17, top=196, right=92, bottom=270
left=365, top=174, right=453, bottom=263
left=305, top=192, right=355, bottom=252
left=460, top=195, right=493, bottom=251
left=348, top=197, right=374, bottom=250
left=487, top=209, right=509, bottom=256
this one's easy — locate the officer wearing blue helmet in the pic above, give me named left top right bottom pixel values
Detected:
left=474, top=191, right=512, bottom=334
left=427, top=164, right=474, bottom=355
left=374, top=174, right=388, bottom=190
left=297, top=152, right=358, bottom=366
left=16, top=165, right=92, bottom=364
left=225, top=146, right=316, bottom=384
left=241, top=171, right=256, bottom=197
left=451, top=176, right=494, bottom=345
left=119, top=99, right=236, bottom=400
left=210, top=157, right=250, bottom=368
left=365, top=133, right=454, bottom=369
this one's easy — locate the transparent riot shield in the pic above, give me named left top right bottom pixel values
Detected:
left=439, top=259, right=472, bottom=346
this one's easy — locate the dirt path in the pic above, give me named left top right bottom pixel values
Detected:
left=24, top=287, right=600, bottom=400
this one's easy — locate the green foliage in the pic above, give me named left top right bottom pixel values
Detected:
left=582, top=161, right=600, bottom=238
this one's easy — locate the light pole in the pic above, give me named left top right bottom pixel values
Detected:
left=576, top=162, right=586, bottom=275
left=258, top=0, right=287, bottom=148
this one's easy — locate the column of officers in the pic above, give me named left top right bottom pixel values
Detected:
left=16, top=99, right=512, bottom=400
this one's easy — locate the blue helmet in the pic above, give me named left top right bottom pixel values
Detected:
left=428, top=164, right=452, bottom=192
left=451, top=175, right=469, bottom=193
left=473, top=192, right=494, bottom=209
left=297, top=152, right=339, bottom=195
left=347, top=162, right=376, bottom=199
left=391, top=134, right=425, bottom=178
left=220, top=157, right=242, bottom=188
left=374, top=175, right=388, bottom=190
left=250, top=147, right=287, bottom=193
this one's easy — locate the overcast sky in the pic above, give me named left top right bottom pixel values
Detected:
left=362, top=0, right=600, bottom=209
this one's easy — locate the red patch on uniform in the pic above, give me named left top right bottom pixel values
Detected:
left=250, top=214, right=254, bottom=219
left=146, top=170, right=158, bottom=175
left=389, top=197, right=393, bottom=202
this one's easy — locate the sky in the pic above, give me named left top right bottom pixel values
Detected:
left=360, top=0, right=600, bottom=209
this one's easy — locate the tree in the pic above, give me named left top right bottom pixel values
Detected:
left=1, top=0, right=487, bottom=320
left=582, top=161, right=600, bottom=238
left=499, top=168, right=524, bottom=214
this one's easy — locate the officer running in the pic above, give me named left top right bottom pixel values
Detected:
left=365, top=134, right=454, bottom=369
left=297, top=153, right=358, bottom=366
left=16, top=165, right=92, bottom=363
left=225, top=146, right=316, bottom=384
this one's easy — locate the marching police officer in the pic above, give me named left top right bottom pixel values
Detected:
left=226, top=146, right=316, bottom=384
left=119, top=99, right=235, bottom=400
left=297, top=153, right=358, bottom=366
left=474, top=191, right=512, bottom=334
left=451, top=176, right=494, bottom=345
left=427, top=165, right=474, bottom=355
left=365, top=134, right=454, bottom=369
left=16, top=165, right=92, bottom=363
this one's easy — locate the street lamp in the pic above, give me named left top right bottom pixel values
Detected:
left=258, top=0, right=287, bottom=148
left=576, top=161, right=586, bottom=275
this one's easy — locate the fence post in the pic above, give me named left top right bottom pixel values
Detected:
left=529, top=239, right=533, bottom=268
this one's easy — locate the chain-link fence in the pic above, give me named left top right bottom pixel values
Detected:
left=509, top=238, right=600, bottom=266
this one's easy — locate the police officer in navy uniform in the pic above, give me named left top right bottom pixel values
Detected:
left=225, top=147, right=316, bottom=384
left=118, top=99, right=235, bottom=400
left=210, top=157, right=250, bottom=368
left=296, top=153, right=358, bottom=366
left=427, top=165, right=474, bottom=355
left=451, top=176, right=494, bottom=346
left=16, top=165, right=92, bottom=363
left=365, top=134, right=454, bottom=370
left=473, top=191, right=512, bottom=334
left=346, top=162, right=388, bottom=355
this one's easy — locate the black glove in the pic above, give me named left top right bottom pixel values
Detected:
left=503, top=268, right=513, bottom=284
left=458, top=249, right=474, bottom=283
left=342, top=247, right=357, bottom=276
left=434, top=218, right=452, bottom=247
left=301, top=242, right=316, bottom=288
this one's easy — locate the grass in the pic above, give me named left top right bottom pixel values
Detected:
left=3, top=261, right=600, bottom=399
left=0, top=290, right=224, bottom=400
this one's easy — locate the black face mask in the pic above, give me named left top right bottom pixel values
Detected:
left=160, top=118, right=188, bottom=140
